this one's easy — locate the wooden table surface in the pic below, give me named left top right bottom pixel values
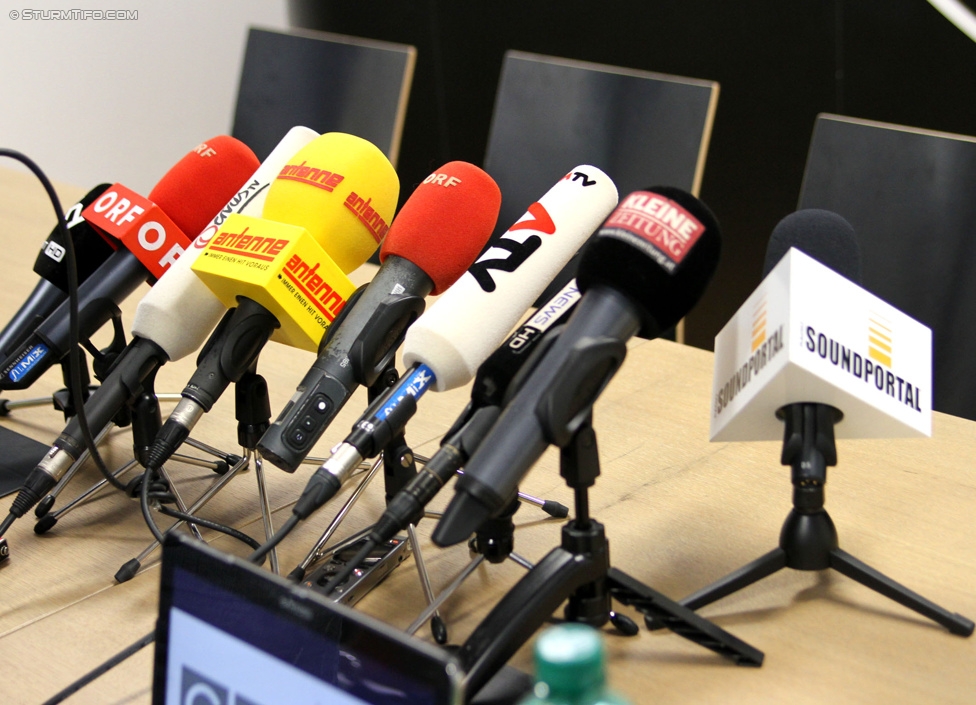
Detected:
left=1, top=168, right=974, bottom=704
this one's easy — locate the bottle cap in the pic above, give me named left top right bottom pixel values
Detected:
left=534, top=623, right=605, bottom=696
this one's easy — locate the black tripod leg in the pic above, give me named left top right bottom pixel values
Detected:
left=828, top=547, right=974, bottom=636
left=685, top=547, right=788, bottom=612
left=646, top=548, right=787, bottom=631
left=608, top=568, right=764, bottom=666
left=457, top=546, right=603, bottom=699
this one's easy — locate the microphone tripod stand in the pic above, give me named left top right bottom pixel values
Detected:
left=454, top=412, right=764, bottom=699
left=292, top=366, right=569, bottom=645
left=405, top=495, right=543, bottom=640
left=649, top=402, right=974, bottom=637
left=1, top=345, right=109, bottom=504
left=32, top=364, right=239, bottom=535
left=292, top=366, right=449, bottom=638
left=113, top=369, right=286, bottom=582
left=37, top=369, right=227, bottom=549
left=24, top=318, right=237, bottom=523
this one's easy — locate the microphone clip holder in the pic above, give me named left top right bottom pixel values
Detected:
left=85, top=312, right=128, bottom=384
left=32, top=363, right=237, bottom=537
left=653, top=401, right=974, bottom=637
left=51, top=349, right=95, bottom=421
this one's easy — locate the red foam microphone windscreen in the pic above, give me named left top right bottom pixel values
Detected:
left=380, top=161, right=501, bottom=294
left=147, top=135, right=260, bottom=237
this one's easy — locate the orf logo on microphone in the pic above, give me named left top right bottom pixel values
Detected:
left=82, top=183, right=192, bottom=279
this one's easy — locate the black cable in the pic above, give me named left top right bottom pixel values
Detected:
left=0, top=150, right=126, bottom=494
left=0, top=512, right=14, bottom=537
left=40, top=629, right=156, bottom=705
left=321, top=536, right=378, bottom=596
left=138, top=466, right=263, bottom=554
left=139, top=467, right=166, bottom=544
left=157, top=505, right=261, bottom=552
left=248, top=513, right=300, bottom=564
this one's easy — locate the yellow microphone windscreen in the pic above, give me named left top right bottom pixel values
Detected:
left=261, top=132, right=399, bottom=273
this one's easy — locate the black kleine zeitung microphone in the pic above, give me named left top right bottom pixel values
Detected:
left=432, top=186, right=722, bottom=547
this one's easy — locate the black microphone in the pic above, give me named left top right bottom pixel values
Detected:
left=32, top=184, right=118, bottom=292
left=0, top=137, right=259, bottom=392
left=0, top=137, right=260, bottom=526
left=0, top=184, right=116, bottom=361
left=763, top=208, right=861, bottom=281
left=432, top=186, right=722, bottom=546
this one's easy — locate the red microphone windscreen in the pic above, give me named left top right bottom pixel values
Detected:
left=148, top=135, right=260, bottom=238
left=380, top=162, right=501, bottom=294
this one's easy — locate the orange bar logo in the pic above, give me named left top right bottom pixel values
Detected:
left=751, top=296, right=767, bottom=352
left=868, top=314, right=893, bottom=368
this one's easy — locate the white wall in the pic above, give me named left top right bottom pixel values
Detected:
left=0, top=1, right=288, bottom=193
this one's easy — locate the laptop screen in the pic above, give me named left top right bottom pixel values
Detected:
left=153, top=534, right=462, bottom=705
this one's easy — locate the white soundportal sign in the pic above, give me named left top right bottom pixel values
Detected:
left=710, top=248, right=932, bottom=442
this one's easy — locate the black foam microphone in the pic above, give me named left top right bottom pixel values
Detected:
left=0, top=184, right=116, bottom=360
left=762, top=208, right=861, bottom=280
left=432, top=187, right=722, bottom=546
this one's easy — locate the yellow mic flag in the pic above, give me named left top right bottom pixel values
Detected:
left=191, top=213, right=355, bottom=351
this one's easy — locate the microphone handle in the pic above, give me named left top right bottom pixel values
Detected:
left=471, top=279, right=580, bottom=408
left=0, top=278, right=65, bottom=359
left=181, top=296, right=280, bottom=411
left=258, top=255, right=431, bottom=472
left=53, top=337, right=168, bottom=459
left=0, top=249, right=148, bottom=390
left=143, top=298, right=280, bottom=472
left=371, top=404, right=501, bottom=544
left=435, top=287, right=639, bottom=544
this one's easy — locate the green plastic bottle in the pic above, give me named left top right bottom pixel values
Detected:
left=517, top=623, right=632, bottom=705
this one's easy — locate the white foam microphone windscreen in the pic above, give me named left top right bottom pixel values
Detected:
left=129, top=126, right=319, bottom=361
left=402, top=166, right=618, bottom=391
